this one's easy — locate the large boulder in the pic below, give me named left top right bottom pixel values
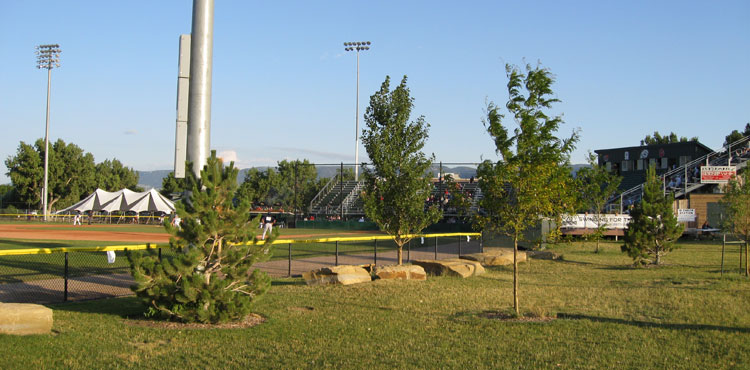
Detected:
left=527, top=250, right=563, bottom=260
left=460, top=248, right=527, bottom=266
left=412, top=258, right=485, bottom=278
left=302, top=265, right=372, bottom=286
left=373, top=264, right=427, bottom=281
left=0, top=303, right=53, bottom=335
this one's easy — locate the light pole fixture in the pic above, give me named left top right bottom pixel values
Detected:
left=36, top=44, right=61, bottom=222
left=344, top=41, right=370, bottom=181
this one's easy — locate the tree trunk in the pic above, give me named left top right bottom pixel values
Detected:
left=745, top=241, right=749, bottom=277
left=595, top=238, right=600, bottom=254
left=397, top=246, right=403, bottom=265
left=513, top=235, right=519, bottom=316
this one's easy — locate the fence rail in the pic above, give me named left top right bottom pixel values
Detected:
left=0, top=232, right=482, bottom=304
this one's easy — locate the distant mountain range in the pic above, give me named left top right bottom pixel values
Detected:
left=137, top=163, right=591, bottom=190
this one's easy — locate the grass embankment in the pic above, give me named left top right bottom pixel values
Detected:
left=0, top=240, right=748, bottom=368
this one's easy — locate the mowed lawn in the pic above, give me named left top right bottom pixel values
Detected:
left=0, top=240, right=748, bottom=368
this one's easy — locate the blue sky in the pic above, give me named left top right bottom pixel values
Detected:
left=1, top=1, right=748, bottom=184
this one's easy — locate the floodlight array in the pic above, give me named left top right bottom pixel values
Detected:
left=35, top=44, right=62, bottom=69
left=343, top=41, right=371, bottom=52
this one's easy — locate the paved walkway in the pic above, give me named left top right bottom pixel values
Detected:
left=0, top=240, right=482, bottom=304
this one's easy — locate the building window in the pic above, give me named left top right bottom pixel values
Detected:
left=661, top=157, right=668, bottom=169
left=649, top=158, right=657, bottom=169
left=622, top=160, right=632, bottom=172
left=679, top=156, right=692, bottom=166
left=606, top=162, right=611, bottom=172
left=637, top=159, right=644, bottom=170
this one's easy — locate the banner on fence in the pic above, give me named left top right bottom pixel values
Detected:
left=560, top=214, right=631, bottom=229
left=677, top=209, right=696, bottom=222
left=701, top=166, right=736, bottom=184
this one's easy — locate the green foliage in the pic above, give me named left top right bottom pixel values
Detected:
left=237, top=160, right=321, bottom=213
left=720, top=170, right=750, bottom=276
left=361, top=75, right=442, bottom=264
left=5, top=139, right=98, bottom=212
left=95, top=158, right=141, bottom=192
left=127, top=152, right=276, bottom=323
left=476, top=63, right=578, bottom=315
left=621, top=166, right=683, bottom=266
left=575, top=152, right=622, bottom=252
left=5, top=139, right=140, bottom=212
left=159, top=171, right=187, bottom=197
left=442, top=174, right=472, bottom=220
left=724, top=123, right=750, bottom=146
left=640, top=131, right=697, bottom=145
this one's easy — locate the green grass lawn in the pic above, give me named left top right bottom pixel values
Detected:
left=0, top=240, right=748, bottom=368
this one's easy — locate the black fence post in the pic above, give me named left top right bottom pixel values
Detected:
left=374, top=239, right=378, bottom=265
left=335, top=240, right=339, bottom=266
left=288, top=243, right=292, bottom=277
left=407, top=240, right=411, bottom=263
left=458, top=235, right=462, bottom=257
left=434, top=236, right=438, bottom=260
left=721, top=234, right=725, bottom=276
left=158, top=247, right=162, bottom=262
left=64, top=252, right=69, bottom=302
left=480, top=232, right=484, bottom=253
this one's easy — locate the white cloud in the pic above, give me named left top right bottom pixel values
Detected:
left=217, top=150, right=238, bottom=164
left=124, top=130, right=137, bottom=135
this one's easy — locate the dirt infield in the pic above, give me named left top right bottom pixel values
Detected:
left=0, top=224, right=172, bottom=243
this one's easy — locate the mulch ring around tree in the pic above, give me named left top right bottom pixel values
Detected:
left=123, top=313, right=265, bottom=329
left=481, top=310, right=556, bottom=323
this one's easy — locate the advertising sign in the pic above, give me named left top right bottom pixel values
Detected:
left=677, top=209, right=696, bottom=222
left=700, top=166, right=736, bottom=184
left=560, top=214, right=631, bottom=229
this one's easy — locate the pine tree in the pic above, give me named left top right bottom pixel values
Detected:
left=127, top=151, right=276, bottom=323
left=622, top=166, right=683, bottom=266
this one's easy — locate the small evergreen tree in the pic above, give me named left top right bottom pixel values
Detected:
left=128, top=152, right=276, bottom=323
left=622, top=166, right=683, bottom=266
left=361, top=75, right=442, bottom=265
left=720, top=170, right=750, bottom=276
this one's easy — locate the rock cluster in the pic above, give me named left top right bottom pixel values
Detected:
left=412, top=258, right=485, bottom=278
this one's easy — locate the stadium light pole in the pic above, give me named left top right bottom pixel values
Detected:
left=36, top=44, right=61, bottom=222
left=344, top=41, right=370, bottom=181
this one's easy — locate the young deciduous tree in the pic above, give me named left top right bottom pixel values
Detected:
left=575, top=152, right=622, bottom=253
left=476, top=63, right=578, bottom=316
left=128, top=152, right=276, bottom=323
left=720, top=170, right=750, bottom=276
left=622, top=166, right=683, bottom=266
left=361, top=75, right=442, bottom=265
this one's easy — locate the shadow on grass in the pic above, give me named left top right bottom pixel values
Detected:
left=0, top=239, right=72, bottom=249
left=558, top=313, right=750, bottom=333
left=50, top=296, right=144, bottom=317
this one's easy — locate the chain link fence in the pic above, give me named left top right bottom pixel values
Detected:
left=0, top=233, right=482, bottom=305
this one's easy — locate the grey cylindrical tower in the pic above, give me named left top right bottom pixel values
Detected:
left=186, top=0, right=214, bottom=177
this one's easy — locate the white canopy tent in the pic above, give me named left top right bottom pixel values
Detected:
left=58, top=188, right=175, bottom=214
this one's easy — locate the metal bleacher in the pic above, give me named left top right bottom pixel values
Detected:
left=609, top=135, right=750, bottom=211
left=308, top=178, right=484, bottom=217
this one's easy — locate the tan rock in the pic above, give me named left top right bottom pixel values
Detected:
left=302, top=265, right=372, bottom=286
left=412, top=258, right=485, bottom=278
left=527, top=250, right=563, bottom=260
left=461, top=248, right=527, bottom=266
left=373, top=264, right=427, bottom=281
left=0, top=303, right=53, bottom=335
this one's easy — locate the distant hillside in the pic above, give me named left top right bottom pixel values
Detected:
left=137, top=163, right=590, bottom=190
